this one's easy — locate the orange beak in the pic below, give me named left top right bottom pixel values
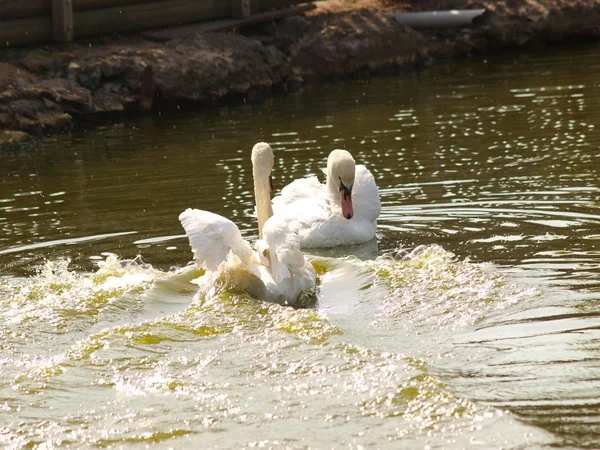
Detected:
left=340, top=190, right=353, bottom=220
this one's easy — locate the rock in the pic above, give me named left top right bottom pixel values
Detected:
left=155, top=33, right=292, bottom=102
left=34, top=79, right=93, bottom=113
left=0, top=31, right=293, bottom=140
left=0, top=62, right=39, bottom=91
left=254, top=15, right=312, bottom=53
left=440, top=0, right=600, bottom=51
left=279, top=15, right=311, bottom=39
left=20, top=48, right=74, bottom=77
left=0, top=31, right=293, bottom=139
left=291, top=10, right=427, bottom=81
left=10, top=99, right=45, bottom=120
left=37, top=111, right=73, bottom=131
left=0, top=130, right=35, bottom=149
left=0, top=93, right=75, bottom=135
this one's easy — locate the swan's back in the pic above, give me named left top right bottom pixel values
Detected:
left=260, top=214, right=316, bottom=302
left=271, top=163, right=380, bottom=248
left=179, top=208, right=255, bottom=271
left=262, top=215, right=305, bottom=282
left=272, top=176, right=330, bottom=225
left=273, top=175, right=323, bottom=205
left=354, top=164, right=381, bottom=223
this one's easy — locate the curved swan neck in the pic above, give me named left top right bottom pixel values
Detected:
left=254, top=168, right=273, bottom=239
left=326, top=174, right=341, bottom=210
left=251, top=143, right=274, bottom=240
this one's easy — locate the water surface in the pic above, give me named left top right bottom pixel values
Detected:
left=2, top=42, right=600, bottom=448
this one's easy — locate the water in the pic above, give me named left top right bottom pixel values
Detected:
left=1, top=42, right=600, bottom=448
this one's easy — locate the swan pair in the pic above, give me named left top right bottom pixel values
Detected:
left=179, top=143, right=380, bottom=305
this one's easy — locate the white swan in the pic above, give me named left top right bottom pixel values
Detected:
left=179, top=142, right=316, bottom=306
left=272, top=149, right=381, bottom=248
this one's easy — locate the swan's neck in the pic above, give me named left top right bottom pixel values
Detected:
left=326, top=173, right=341, bottom=214
left=253, top=168, right=273, bottom=239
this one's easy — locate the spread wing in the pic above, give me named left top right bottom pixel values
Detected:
left=179, top=208, right=255, bottom=271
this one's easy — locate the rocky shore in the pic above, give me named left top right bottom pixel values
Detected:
left=1, top=0, right=599, bottom=149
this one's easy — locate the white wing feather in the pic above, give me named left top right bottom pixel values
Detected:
left=179, top=208, right=314, bottom=305
left=272, top=176, right=323, bottom=209
left=179, top=208, right=255, bottom=271
left=272, top=176, right=330, bottom=224
left=271, top=163, right=380, bottom=248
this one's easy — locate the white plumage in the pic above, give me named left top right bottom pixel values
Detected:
left=272, top=150, right=381, bottom=248
left=179, top=143, right=316, bottom=306
left=179, top=209, right=255, bottom=272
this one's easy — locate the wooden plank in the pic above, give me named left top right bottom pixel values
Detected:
left=0, top=16, right=54, bottom=47
left=73, top=0, right=231, bottom=37
left=0, top=0, right=48, bottom=21
left=142, top=3, right=315, bottom=42
left=75, top=0, right=161, bottom=11
left=52, top=0, right=74, bottom=42
left=0, top=0, right=227, bottom=46
left=0, top=0, right=311, bottom=21
left=0, top=0, right=315, bottom=47
left=231, top=0, right=250, bottom=19
left=0, top=0, right=164, bottom=21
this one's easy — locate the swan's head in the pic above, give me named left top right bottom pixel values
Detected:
left=327, top=149, right=356, bottom=220
left=251, top=142, right=274, bottom=193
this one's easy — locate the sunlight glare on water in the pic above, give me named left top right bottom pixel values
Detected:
left=0, top=252, right=551, bottom=449
left=2, top=42, right=600, bottom=448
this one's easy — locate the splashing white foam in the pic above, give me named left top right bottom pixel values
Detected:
left=365, top=245, right=537, bottom=330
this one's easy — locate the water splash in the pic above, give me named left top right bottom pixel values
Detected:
left=365, top=245, right=537, bottom=331
left=0, top=250, right=553, bottom=449
left=0, top=255, right=162, bottom=327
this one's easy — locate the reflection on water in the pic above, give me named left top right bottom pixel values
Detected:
left=2, top=41, right=600, bottom=447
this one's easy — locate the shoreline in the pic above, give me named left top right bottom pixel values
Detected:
left=1, top=0, right=599, bottom=151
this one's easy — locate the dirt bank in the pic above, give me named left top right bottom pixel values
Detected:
left=1, top=0, right=599, bottom=149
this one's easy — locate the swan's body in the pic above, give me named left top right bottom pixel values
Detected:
left=179, top=143, right=316, bottom=306
left=272, top=150, right=380, bottom=248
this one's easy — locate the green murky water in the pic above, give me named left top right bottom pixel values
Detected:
left=1, top=42, right=600, bottom=448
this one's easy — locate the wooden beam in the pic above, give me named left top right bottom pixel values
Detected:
left=0, top=0, right=48, bottom=21
left=142, top=3, right=315, bottom=42
left=0, top=16, right=54, bottom=47
left=74, top=0, right=231, bottom=37
left=53, top=0, right=74, bottom=42
left=0, top=0, right=315, bottom=47
left=75, top=0, right=161, bottom=11
left=0, top=0, right=227, bottom=46
left=0, top=0, right=161, bottom=21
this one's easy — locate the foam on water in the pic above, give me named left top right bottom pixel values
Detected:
left=0, top=255, right=161, bottom=326
left=0, top=250, right=552, bottom=449
left=365, top=245, right=537, bottom=331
